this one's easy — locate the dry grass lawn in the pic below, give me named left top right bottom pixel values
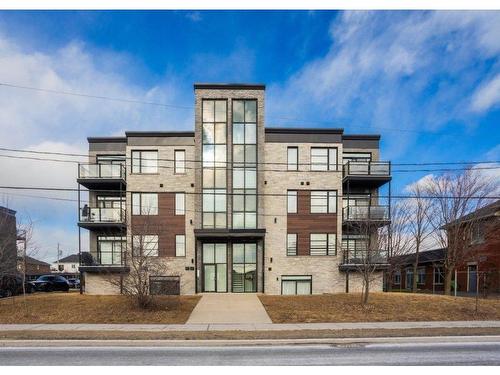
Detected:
left=259, top=292, right=500, bottom=323
left=0, top=293, right=200, bottom=324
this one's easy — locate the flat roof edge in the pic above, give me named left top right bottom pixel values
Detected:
left=194, top=83, right=266, bottom=90
left=265, top=127, right=344, bottom=134
left=125, top=131, right=195, bottom=137
left=342, top=134, right=381, bottom=140
left=87, top=137, right=127, bottom=143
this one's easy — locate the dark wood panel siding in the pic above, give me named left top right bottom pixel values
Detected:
left=287, top=190, right=338, bottom=256
left=131, top=193, right=185, bottom=257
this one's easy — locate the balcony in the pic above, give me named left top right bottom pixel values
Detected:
left=78, top=207, right=126, bottom=231
left=343, top=205, right=390, bottom=226
left=343, top=161, right=391, bottom=188
left=77, top=163, right=126, bottom=190
left=79, top=251, right=129, bottom=273
left=339, top=249, right=389, bottom=271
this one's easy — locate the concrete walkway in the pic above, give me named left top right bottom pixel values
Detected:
left=1, top=321, right=499, bottom=332
left=186, top=294, right=272, bottom=324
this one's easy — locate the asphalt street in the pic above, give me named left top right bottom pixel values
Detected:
left=1, top=339, right=500, bottom=365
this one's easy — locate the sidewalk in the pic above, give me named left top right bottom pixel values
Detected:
left=1, top=321, right=500, bottom=332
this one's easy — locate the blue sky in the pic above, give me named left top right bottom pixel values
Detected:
left=0, top=10, right=498, bottom=261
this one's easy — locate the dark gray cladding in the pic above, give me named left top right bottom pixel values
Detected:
left=126, top=131, right=195, bottom=146
left=88, top=137, right=127, bottom=152
left=265, top=127, right=343, bottom=143
left=194, top=83, right=266, bottom=90
left=342, top=134, right=380, bottom=149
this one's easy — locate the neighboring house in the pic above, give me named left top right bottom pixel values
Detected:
left=77, top=83, right=392, bottom=295
left=389, top=200, right=500, bottom=294
left=52, top=253, right=91, bottom=279
left=17, top=256, right=51, bottom=281
left=0, top=206, right=18, bottom=277
left=389, top=248, right=446, bottom=293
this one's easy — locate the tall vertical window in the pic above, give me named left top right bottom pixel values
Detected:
left=310, top=191, right=337, bottom=213
left=287, top=191, right=297, bottom=213
left=202, top=100, right=227, bottom=228
left=232, top=100, right=257, bottom=229
left=97, top=236, right=126, bottom=265
left=287, top=147, right=298, bottom=171
left=310, top=147, right=337, bottom=171
left=174, top=150, right=186, bottom=174
left=175, top=193, right=185, bottom=215
left=175, top=235, right=185, bottom=257
left=287, top=234, right=297, bottom=256
left=131, top=193, right=158, bottom=215
left=131, top=150, right=158, bottom=174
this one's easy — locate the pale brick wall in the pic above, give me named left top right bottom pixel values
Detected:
left=84, top=273, right=121, bottom=295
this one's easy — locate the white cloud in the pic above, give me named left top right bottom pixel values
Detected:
left=470, top=73, right=500, bottom=113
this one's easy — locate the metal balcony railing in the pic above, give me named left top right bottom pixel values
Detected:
left=78, top=163, right=126, bottom=179
left=343, top=161, right=391, bottom=177
left=80, top=251, right=126, bottom=267
left=79, top=207, right=125, bottom=223
left=343, top=205, right=390, bottom=221
left=342, top=249, right=389, bottom=265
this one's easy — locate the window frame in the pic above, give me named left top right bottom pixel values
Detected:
left=131, top=192, right=158, bottom=216
left=174, top=149, right=186, bottom=174
left=309, top=233, right=337, bottom=256
left=417, top=267, right=426, bottom=285
left=394, top=270, right=401, bottom=285
left=132, top=234, right=159, bottom=257
left=287, top=190, right=298, bottom=214
left=287, top=146, right=298, bottom=171
left=433, top=266, right=444, bottom=285
left=310, top=190, right=337, bottom=214
left=175, top=234, right=186, bottom=257
left=310, top=147, right=338, bottom=171
left=175, top=192, right=185, bottom=215
left=281, top=275, right=312, bottom=295
left=131, top=150, right=158, bottom=174
left=286, top=233, right=298, bottom=256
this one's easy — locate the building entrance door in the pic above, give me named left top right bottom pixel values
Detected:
left=232, top=243, right=257, bottom=292
left=202, top=243, right=227, bottom=292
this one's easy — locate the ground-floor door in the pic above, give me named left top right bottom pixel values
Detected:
left=202, top=243, right=227, bottom=292
left=232, top=243, right=257, bottom=292
left=468, top=265, right=477, bottom=293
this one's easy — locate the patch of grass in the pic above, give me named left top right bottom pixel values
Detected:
left=0, top=293, right=200, bottom=324
left=259, top=293, right=500, bottom=323
left=1, top=327, right=500, bottom=341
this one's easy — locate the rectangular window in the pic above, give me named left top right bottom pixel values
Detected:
left=417, top=268, right=426, bottom=285
left=394, top=270, right=401, bottom=285
left=131, top=193, right=158, bottom=215
left=174, top=150, right=186, bottom=174
left=287, top=191, right=297, bottom=213
left=287, top=147, right=298, bottom=171
left=310, top=233, right=336, bottom=256
left=287, top=234, right=297, bottom=256
left=311, top=191, right=337, bottom=213
left=175, top=193, right=185, bottom=215
left=281, top=276, right=312, bottom=295
left=310, top=147, right=337, bottom=171
left=175, top=235, right=185, bottom=257
left=131, top=150, right=158, bottom=174
left=434, top=267, right=444, bottom=285
left=132, top=235, right=158, bottom=257
left=203, top=100, right=227, bottom=229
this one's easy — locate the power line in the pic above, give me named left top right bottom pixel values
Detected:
left=0, top=81, right=446, bottom=135
left=0, top=185, right=498, bottom=200
left=0, top=149, right=499, bottom=174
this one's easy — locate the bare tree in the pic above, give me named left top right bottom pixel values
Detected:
left=386, top=199, right=414, bottom=291
left=424, top=168, right=498, bottom=295
left=407, top=183, right=436, bottom=293
left=344, top=220, right=390, bottom=305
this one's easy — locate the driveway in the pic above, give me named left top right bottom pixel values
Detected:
left=187, top=293, right=272, bottom=324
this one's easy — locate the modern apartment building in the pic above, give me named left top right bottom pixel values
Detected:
left=77, top=83, right=391, bottom=295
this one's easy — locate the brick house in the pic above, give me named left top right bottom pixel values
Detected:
left=389, top=200, right=500, bottom=294
left=17, top=256, right=51, bottom=281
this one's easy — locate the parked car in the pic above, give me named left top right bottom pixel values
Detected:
left=67, top=278, right=80, bottom=289
left=0, top=275, right=35, bottom=297
left=28, top=275, right=70, bottom=292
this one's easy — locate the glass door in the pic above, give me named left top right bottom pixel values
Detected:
left=202, top=243, right=227, bottom=292
left=232, top=243, right=257, bottom=292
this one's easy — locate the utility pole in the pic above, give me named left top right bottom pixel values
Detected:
left=57, top=243, right=60, bottom=273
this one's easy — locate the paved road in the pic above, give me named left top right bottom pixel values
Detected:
left=1, top=340, right=500, bottom=365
